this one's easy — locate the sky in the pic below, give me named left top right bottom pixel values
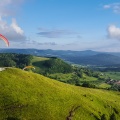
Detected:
left=1, top=0, right=120, bottom=52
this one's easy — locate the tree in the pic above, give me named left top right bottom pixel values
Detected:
left=82, top=82, right=90, bottom=87
left=67, top=74, right=80, bottom=85
left=82, top=82, right=96, bottom=88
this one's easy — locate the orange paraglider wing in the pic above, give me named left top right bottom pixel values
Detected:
left=23, top=66, right=35, bottom=70
left=0, top=34, right=9, bottom=47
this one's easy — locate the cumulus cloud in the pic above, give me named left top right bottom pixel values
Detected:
left=0, top=18, right=26, bottom=41
left=11, top=19, right=24, bottom=35
left=103, top=5, right=111, bottom=9
left=107, top=25, right=120, bottom=40
left=37, top=28, right=79, bottom=38
left=103, top=3, right=120, bottom=13
left=0, top=0, right=26, bottom=42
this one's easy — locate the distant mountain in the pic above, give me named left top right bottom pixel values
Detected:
left=108, top=52, right=120, bottom=57
left=67, top=53, right=120, bottom=66
left=0, top=49, right=100, bottom=57
left=1, top=48, right=120, bottom=66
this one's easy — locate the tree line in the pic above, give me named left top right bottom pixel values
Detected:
left=0, top=53, right=33, bottom=68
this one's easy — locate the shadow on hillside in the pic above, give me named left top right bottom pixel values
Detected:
left=6, top=117, right=20, bottom=120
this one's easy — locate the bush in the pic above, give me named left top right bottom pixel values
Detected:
left=82, top=82, right=96, bottom=88
left=101, top=114, right=107, bottom=120
left=110, top=84, right=120, bottom=91
left=110, top=113, right=116, bottom=120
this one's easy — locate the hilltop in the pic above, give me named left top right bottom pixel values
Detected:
left=0, top=68, right=120, bottom=120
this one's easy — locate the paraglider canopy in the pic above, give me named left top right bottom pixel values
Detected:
left=0, top=34, right=9, bottom=47
left=23, top=66, right=35, bottom=70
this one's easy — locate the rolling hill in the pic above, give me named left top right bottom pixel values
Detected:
left=31, top=56, right=73, bottom=75
left=0, top=68, right=120, bottom=120
left=1, top=48, right=120, bottom=66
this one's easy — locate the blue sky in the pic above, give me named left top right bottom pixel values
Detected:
left=1, top=0, right=120, bottom=52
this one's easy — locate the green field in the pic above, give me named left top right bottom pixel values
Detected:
left=98, top=83, right=111, bottom=89
left=0, top=68, right=120, bottom=120
left=31, top=56, right=50, bottom=74
left=48, top=73, right=73, bottom=82
left=31, top=56, right=112, bottom=89
left=104, top=72, right=120, bottom=80
left=31, top=56, right=50, bottom=63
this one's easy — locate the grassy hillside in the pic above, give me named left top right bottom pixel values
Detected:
left=31, top=56, right=107, bottom=88
left=32, top=56, right=73, bottom=74
left=0, top=68, right=120, bottom=120
left=31, top=56, right=50, bottom=74
left=0, top=53, right=114, bottom=90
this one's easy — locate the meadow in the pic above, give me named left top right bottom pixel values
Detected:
left=0, top=68, right=120, bottom=120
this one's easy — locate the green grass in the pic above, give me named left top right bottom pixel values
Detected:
left=31, top=56, right=50, bottom=74
left=0, top=68, right=120, bottom=120
left=31, top=56, right=49, bottom=63
left=31, top=56, right=111, bottom=89
left=80, top=74, right=98, bottom=82
left=104, top=72, right=120, bottom=80
left=98, top=83, right=111, bottom=89
left=47, top=73, right=73, bottom=82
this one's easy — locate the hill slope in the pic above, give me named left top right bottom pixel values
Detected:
left=0, top=68, right=120, bottom=120
left=31, top=56, right=73, bottom=75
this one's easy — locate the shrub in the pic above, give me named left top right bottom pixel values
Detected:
left=101, top=114, right=107, bottom=120
left=110, top=113, right=116, bottom=120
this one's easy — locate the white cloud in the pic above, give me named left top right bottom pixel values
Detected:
left=0, top=0, right=26, bottom=43
left=0, top=17, right=26, bottom=42
left=11, top=19, right=24, bottom=35
left=103, top=3, right=120, bottom=14
left=103, top=5, right=111, bottom=9
left=107, top=25, right=120, bottom=40
left=37, top=27, right=79, bottom=38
